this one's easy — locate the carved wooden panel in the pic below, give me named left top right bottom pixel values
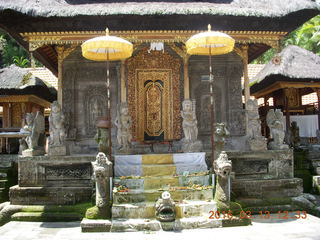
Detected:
left=11, top=103, right=22, bottom=127
left=127, top=48, right=181, bottom=141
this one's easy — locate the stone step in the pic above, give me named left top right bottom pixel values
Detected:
left=81, top=216, right=250, bottom=232
left=113, top=188, right=213, bottom=204
left=114, top=174, right=211, bottom=190
left=115, top=164, right=208, bottom=177
left=0, top=180, right=7, bottom=188
left=112, top=200, right=216, bottom=219
left=0, top=172, right=7, bottom=179
left=11, top=212, right=82, bottom=222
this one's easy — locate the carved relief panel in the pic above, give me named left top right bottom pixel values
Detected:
left=127, top=48, right=181, bottom=141
left=85, top=87, right=107, bottom=137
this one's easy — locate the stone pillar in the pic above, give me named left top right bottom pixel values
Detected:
left=56, top=45, right=77, bottom=106
left=315, top=88, right=320, bottom=130
left=183, top=57, right=190, bottom=100
left=120, top=60, right=127, bottom=103
left=241, top=45, right=250, bottom=106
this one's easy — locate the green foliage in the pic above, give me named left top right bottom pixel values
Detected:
left=0, top=30, right=42, bottom=68
left=13, top=56, right=30, bottom=68
left=253, top=15, right=320, bottom=63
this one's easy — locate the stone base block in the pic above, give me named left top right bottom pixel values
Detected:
left=81, top=219, right=112, bottom=232
left=232, top=178, right=303, bottom=199
left=48, top=145, right=67, bottom=156
left=81, top=216, right=250, bottom=232
left=22, top=149, right=45, bottom=157
left=112, top=200, right=216, bottom=219
left=9, top=185, right=92, bottom=205
left=247, top=138, right=267, bottom=151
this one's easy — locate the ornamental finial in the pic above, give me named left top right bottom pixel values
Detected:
left=106, top=28, right=109, bottom=36
left=208, top=24, right=211, bottom=32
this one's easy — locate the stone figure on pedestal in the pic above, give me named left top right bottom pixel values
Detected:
left=181, top=99, right=202, bottom=152
left=91, top=152, right=113, bottom=219
left=48, top=101, right=67, bottom=156
left=266, top=109, right=289, bottom=150
left=114, top=103, right=132, bottom=153
left=213, top=151, right=232, bottom=208
left=95, top=117, right=110, bottom=156
left=19, top=111, right=45, bottom=156
left=288, top=121, right=300, bottom=149
left=246, top=99, right=267, bottom=151
left=214, top=123, right=230, bottom=158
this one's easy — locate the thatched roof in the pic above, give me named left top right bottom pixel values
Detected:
left=0, top=64, right=57, bottom=102
left=0, top=0, right=318, bottom=17
left=250, top=45, right=320, bottom=94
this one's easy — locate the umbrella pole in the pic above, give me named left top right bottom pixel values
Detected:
left=106, top=57, right=112, bottom=160
left=209, top=47, right=215, bottom=167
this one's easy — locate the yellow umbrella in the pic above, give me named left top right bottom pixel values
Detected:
left=186, top=24, right=235, bottom=164
left=82, top=28, right=133, bottom=158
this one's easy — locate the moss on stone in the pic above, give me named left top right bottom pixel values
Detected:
left=216, top=201, right=243, bottom=215
left=11, top=212, right=82, bottom=222
left=85, top=205, right=111, bottom=219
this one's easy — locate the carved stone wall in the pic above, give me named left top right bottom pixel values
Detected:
left=62, top=47, right=119, bottom=154
left=189, top=53, right=246, bottom=150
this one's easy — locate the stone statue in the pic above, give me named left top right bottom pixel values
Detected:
left=155, top=191, right=176, bottom=222
left=181, top=99, right=202, bottom=152
left=266, top=109, right=289, bottom=150
left=246, top=99, right=267, bottom=151
left=48, top=101, right=67, bottom=156
left=92, top=152, right=113, bottom=218
left=214, top=123, right=230, bottom=157
left=288, top=121, right=300, bottom=149
left=213, top=151, right=232, bottom=207
left=114, top=103, right=132, bottom=153
left=19, top=111, right=45, bottom=156
left=95, top=117, right=110, bottom=156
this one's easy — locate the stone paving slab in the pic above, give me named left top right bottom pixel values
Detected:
left=0, top=213, right=320, bottom=240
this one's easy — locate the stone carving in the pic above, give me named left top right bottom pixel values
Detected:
left=246, top=99, right=267, bottom=151
left=181, top=99, right=202, bottom=152
left=85, top=87, right=107, bottom=137
left=92, top=152, right=113, bottom=218
left=214, top=151, right=232, bottom=206
left=155, top=191, right=176, bottom=222
left=288, top=121, right=300, bottom=149
left=214, top=123, right=230, bottom=157
left=19, top=111, right=45, bottom=156
left=114, top=103, right=132, bottom=153
left=95, top=117, right=110, bottom=156
left=48, top=101, right=67, bottom=156
left=266, top=109, right=289, bottom=150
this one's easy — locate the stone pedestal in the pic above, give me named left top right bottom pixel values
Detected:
left=9, top=155, right=95, bottom=205
left=21, top=149, right=45, bottom=157
left=48, top=145, right=67, bottom=156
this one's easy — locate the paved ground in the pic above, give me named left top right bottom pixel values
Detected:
left=0, top=213, right=320, bottom=240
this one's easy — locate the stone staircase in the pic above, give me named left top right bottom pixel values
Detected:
left=0, top=155, right=18, bottom=203
left=112, top=153, right=215, bottom=220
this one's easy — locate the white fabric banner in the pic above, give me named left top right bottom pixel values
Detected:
left=283, top=115, right=318, bottom=137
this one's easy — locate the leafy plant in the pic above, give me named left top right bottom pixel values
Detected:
left=253, top=15, right=320, bottom=63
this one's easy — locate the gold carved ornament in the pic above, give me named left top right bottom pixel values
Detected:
left=126, top=48, right=181, bottom=141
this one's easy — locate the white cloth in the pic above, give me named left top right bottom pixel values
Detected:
left=283, top=115, right=318, bottom=137
left=114, top=152, right=207, bottom=177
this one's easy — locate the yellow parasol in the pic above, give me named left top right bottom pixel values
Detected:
left=186, top=24, right=235, bottom=164
left=81, top=28, right=133, bottom=158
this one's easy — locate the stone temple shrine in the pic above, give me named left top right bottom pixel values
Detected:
left=0, top=0, right=319, bottom=232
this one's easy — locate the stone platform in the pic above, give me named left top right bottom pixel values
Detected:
left=9, top=155, right=95, bottom=205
